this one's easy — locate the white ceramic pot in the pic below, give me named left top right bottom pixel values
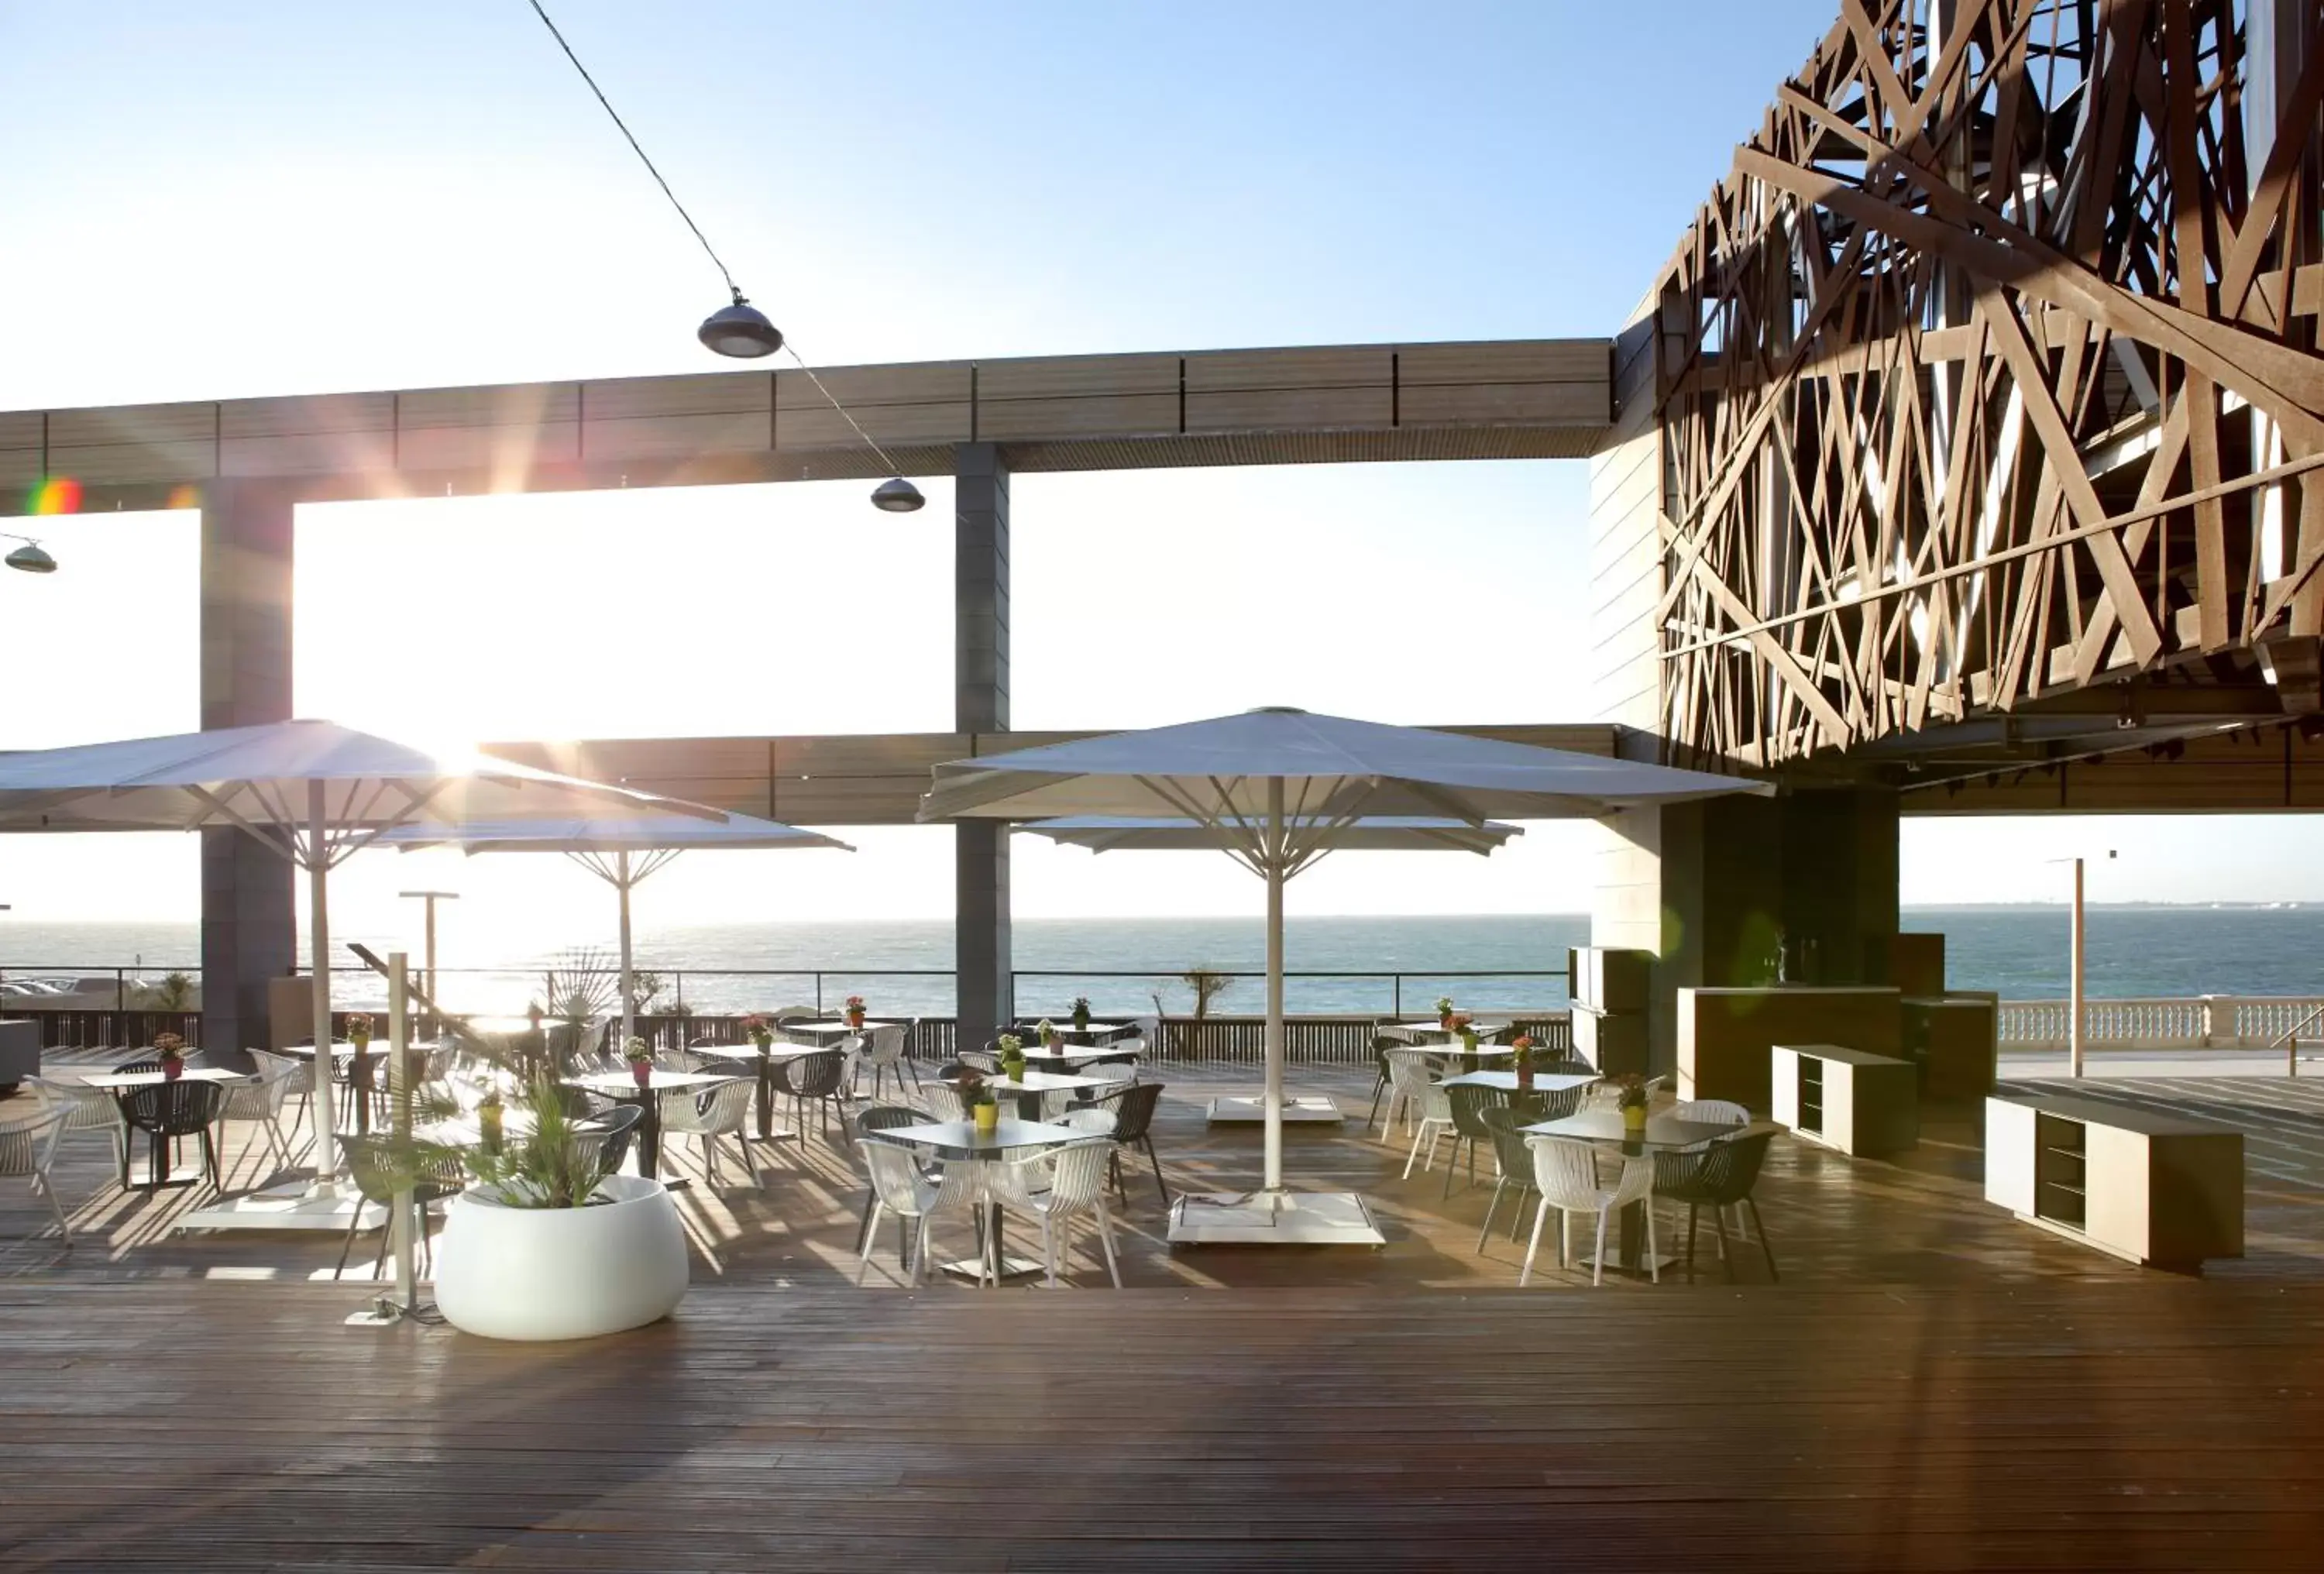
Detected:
left=433, top=1173, right=688, bottom=1342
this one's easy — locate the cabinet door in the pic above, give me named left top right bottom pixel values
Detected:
left=1984, top=1098, right=2038, bottom=1213
left=2085, top=1124, right=2152, bottom=1261
left=1824, top=1060, right=1855, bottom=1153
left=1770, top=1049, right=1798, bottom=1129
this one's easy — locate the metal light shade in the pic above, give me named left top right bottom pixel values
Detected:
left=5, top=541, right=57, bottom=574
left=697, top=298, right=782, bottom=358
left=871, top=478, right=925, bottom=513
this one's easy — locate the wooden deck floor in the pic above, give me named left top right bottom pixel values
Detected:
left=5, top=1061, right=2324, bottom=1566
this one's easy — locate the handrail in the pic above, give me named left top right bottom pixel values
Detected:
left=2269, top=1000, right=2324, bottom=1078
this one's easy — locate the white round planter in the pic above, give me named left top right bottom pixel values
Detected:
left=433, top=1173, right=689, bottom=1342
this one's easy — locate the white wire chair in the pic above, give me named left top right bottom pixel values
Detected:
left=1674, top=1098, right=1750, bottom=1126
left=1393, top=1056, right=1454, bottom=1177
left=860, top=1023, right=918, bottom=1099
left=216, top=1056, right=301, bottom=1179
left=921, top=1081, right=968, bottom=1122
left=24, top=1075, right=126, bottom=1179
left=1521, top=1136, right=1658, bottom=1287
left=0, top=1105, right=72, bottom=1245
left=857, top=1143, right=984, bottom=1285
left=985, top=1139, right=1122, bottom=1288
left=655, top=1077, right=758, bottom=1187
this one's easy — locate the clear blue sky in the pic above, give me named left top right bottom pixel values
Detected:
left=2, top=2, right=2317, bottom=944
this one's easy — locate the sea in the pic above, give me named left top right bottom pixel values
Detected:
left=3, top=907, right=2321, bottom=1019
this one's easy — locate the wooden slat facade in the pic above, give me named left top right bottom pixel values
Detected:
left=0, top=339, right=1613, bottom=516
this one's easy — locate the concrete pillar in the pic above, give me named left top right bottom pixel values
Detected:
left=954, top=443, right=1013, bottom=1042
left=198, top=481, right=296, bottom=1060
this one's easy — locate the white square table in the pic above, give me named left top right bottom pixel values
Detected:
left=1441, top=1070, right=1599, bottom=1095
left=1393, top=1020, right=1514, bottom=1042
left=72, top=1067, right=245, bottom=1188
left=1015, top=1043, right=1140, bottom=1071
left=780, top=1019, right=898, bottom=1043
left=870, top=1116, right=1093, bottom=1280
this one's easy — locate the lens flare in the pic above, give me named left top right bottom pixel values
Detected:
left=28, top=476, right=82, bottom=515
left=166, top=483, right=203, bottom=510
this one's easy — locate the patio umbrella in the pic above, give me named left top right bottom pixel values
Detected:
left=1021, top=814, right=1522, bottom=855
left=0, top=718, right=726, bottom=1206
left=921, top=706, right=1771, bottom=1246
left=377, top=813, right=852, bottom=1043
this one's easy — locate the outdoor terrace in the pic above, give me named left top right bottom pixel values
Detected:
left=5, top=1054, right=2324, bottom=1566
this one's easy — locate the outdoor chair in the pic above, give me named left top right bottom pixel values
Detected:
left=853, top=1105, right=931, bottom=1258
left=572, top=1104, right=644, bottom=1178
left=657, top=1077, right=758, bottom=1187
left=1652, top=1131, right=1778, bottom=1283
left=1364, top=1034, right=1404, bottom=1129
left=656, top=1048, right=707, bottom=1074
left=1674, top=1098, right=1750, bottom=1126
left=1096, top=1081, right=1169, bottom=1206
left=921, top=1081, right=968, bottom=1122
left=774, top=1048, right=850, bottom=1141
left=119, top=1080, right=226, bottom=1192
left=1474, top=1105, right=1540, bottom=1254
left=216, top=1055, right=301, bottom=1182
left=1078, top=1036, right=1143, bottom=1086
left=861, top=1022, right=919, bottom=1099
left=985, top=1139, right=1123, bottom=1288
left=1545, top=1055, right=1597, bottom=1077
left=113, top=1057, right=164, bottom=1076
left=335, top=1132, right=464, bottom=1281
left=1392, top=1057, right=1453, bottom=1178
left=957, top=1046, right=1002, bottom=1074
left=1377, top=1044, right=1439, bottom=1136
left=1521, top=1135, right=1658, bottom=1287
left=1442, top=1082, right=1513, bottom=1198
left=24, top=1075, right=126, bottom=1180
left=1, top=1105, right=73, bottom=1246
left=856, top=1138, right=983, bottom=1286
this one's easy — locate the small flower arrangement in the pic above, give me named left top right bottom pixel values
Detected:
left=1511, top=1033, right=1535, bottom=1059
left=844, top=993, right=868, bottom=1024
left=346, top=1012, right=373, bottom=1049
left=1037, top=1016, right=1061, bottom=1044
left=153, top=1032, right=187, bottom=1060
left=997, top=1033, right=1026, bottom=1077
left=1611, top=1073, right=1648, bottom=1112
left=624, top=1036, right=655, bottom=1086
left=1434, top=995, right=1456, bottom=1020
left=1070, top=995, right=1092, bottom=1031
left=743, top=1013, right=774, bottom=1051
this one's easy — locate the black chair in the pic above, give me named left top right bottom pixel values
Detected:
left=1652, top=1131, right=1778, bottom=1283
left=574, top=1104, right=645, bottom=1177
left=853, top=1104, right=928, bottom=1260
left=773, top=1048, right=848, bottom=1139
left=1546, top=1056, right=1597, bottom=1077
left=114, top=1057, right=164, bottom=1076
left=1474, top=1105, right=1541, bottom=1253
left=119, top=1080, right=225, bottom=1192
left=336, top=1133, right=466, bottom=1281
left=1364, top=1035, right=1406, bottom=1128
left=1442, top=1082, right=1512, bottom=1198
left=1097, top=1081, right=1168, bottom=1206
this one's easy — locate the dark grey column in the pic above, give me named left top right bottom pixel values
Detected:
left=954, top=444, right=1013, bottom=1043
left=199, top=480, right=297, bottom=1061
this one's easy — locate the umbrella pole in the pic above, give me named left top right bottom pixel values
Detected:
left=617, top=849, right=636, bottom=1049
left=309, top=781, right=340, bottom=1181
left=1263, top=778, right=1285, bottom=1196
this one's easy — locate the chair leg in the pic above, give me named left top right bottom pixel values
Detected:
left=1403, top=1122, right=1428, bottom=1179
left=1442, top=1139, right=1459, bottom=1200
left=1747, top=1196, right=1777, bottom=1282
left=1518, top=1196, right=1549, bottom=1287
left=1365, top=1075, right=1386, bottom=1129
left=1143, top=1138, right=1169, bottom=1207
left=1685, top=1204, right=1700, bottom=1283
left=1645, top=1201, right=1660, bottom=1285
left=1711, top=1203, right=1736, bottom=1285
left=1042, top=1215, right=1059, bottom=1288
left=1095, top=1201, right=1122, bottom=1288
left=1559, top=1207, right=1572, bottom=1269
left=332, top=1210, right=363, bottom=1280
left=858, top=1201, right=886, bottom=1284
left=1590, top=1207, right=1609, bottom=1287
left=40, top=1174, right=70, bottom=1246
left=1477, top=1177, right=1505, bottom=1253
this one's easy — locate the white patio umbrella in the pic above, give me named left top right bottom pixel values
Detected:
left=921, top=706, right=1772, bottom=1246
left=377, top=813, right=852, bottom=1043
left=0, top=718, right=727, bottom=1208
left=1021, top=815, right=1523, bottom=855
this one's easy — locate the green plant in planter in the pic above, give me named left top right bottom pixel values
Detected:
left=384, top=1077, right=618, bottom=1211
left=996, top=1033, right=1026, bottom=1081
left=1070, top=995, right=1092, bottom=1033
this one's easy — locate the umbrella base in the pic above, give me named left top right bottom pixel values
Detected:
left=178, top=1183, right=387, bottom=1235
left=1205, top=1095, right=1343, bottom=1125
left=1167, top=1189, right=1385, bottom=1246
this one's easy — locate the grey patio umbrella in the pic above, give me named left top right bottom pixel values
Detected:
left=922, top=707, right=1771, bottom=1246
left=378, top=813, right=852, bottom=1043
left=0, top=718, right=726, bottom=1215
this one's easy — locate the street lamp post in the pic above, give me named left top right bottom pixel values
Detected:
left=397, top=890, right=458, bottom=1034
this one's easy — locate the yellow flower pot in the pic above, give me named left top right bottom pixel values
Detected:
left=973, top=1102, right=999, bottom=1135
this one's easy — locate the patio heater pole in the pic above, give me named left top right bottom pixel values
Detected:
left=1263, top=778, right=1285, bottom=1196
left=309, top=781, right=340, bottom=1180
left=387, top=951, right=414, bottom=1310
left=2069, top=857, right=2085, bottom=1079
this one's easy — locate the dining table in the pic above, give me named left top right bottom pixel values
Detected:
left=779, top=1019, right=892, bottom=1044
left=686, top=1040, right=825, bottom=1139
left=970, top=1067, right=1115, bottom=1120
left=273, top=1040, right=449, bottom=1136
left=1520, top=1107, right=1764, bottom=1275
left=867, top=1115, right=1091, bottom=1281
left=1441, top=1070, right=1599, bottom=1095
left=1018, top=1021, right=1129, bottom=1044
left=1013, top=1042, right=1141, bottom=1073
left=72, top=1067, right=243, bottom=1189
left=566, top=1068, right=737, bottom=1188
left=1394, top=1020, right=1513, bottom=1042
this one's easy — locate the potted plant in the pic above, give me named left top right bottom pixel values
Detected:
left=1070, top=996, right=1092, bottom=1033
left=345, top=1011, right=375, bottom=1099
left=996, top=1032, right=1026, bottom=1083
left=1453, top=1012, right=1477, bottom=1053
left=623, top=1036, right=655, bottom=1088
left=1435, top=995, right=1456, bottom=1030
left=1511, top=1033, right=1535, bottom=1093
left=1037, top=1017, right=1061, bottom=1050
left=743, top=1013, right=774, bottom=1057
left=964, top=1071, right=999, bottom=1136
left=426, top=1078, right=690, bottom=1342
left=844, top=994, right=868, bottom=1029
left=1614, top=1073, right=1649, bottom=1136
left=476, top=1086, right=505, bottom=1153
left=153, top=1032, right=187, bottom=1081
